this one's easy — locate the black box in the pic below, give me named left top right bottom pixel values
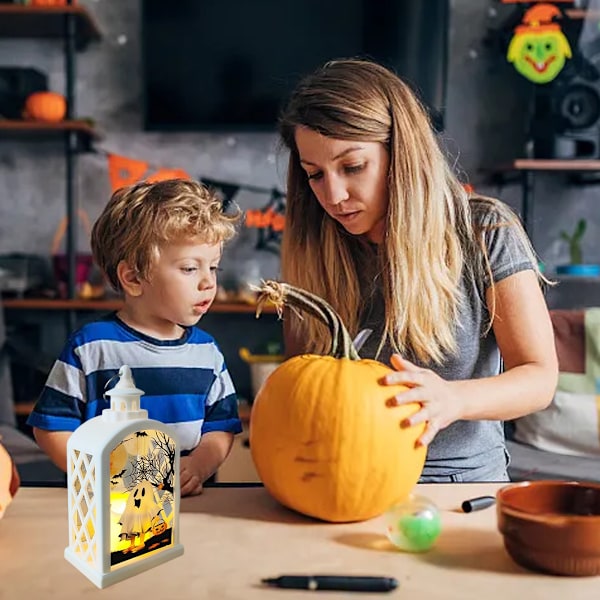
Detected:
left=0, top=67, right=48, bottom=119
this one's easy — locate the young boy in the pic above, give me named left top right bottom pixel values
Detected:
left=27, top=178, right=242, bottom=496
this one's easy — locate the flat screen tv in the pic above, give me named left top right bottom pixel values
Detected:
left=142, top=0, right=449, bottom=132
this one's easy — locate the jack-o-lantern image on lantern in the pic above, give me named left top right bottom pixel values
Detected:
left=151, top=516, right=167, bottom=536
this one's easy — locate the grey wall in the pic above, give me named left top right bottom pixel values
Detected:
left=2, top=1, right=599, bottom=276
left=2, top=0, right=600, bottom=398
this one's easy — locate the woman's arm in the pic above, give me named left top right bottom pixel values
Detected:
left=386, top=270, right=558, bottom=446
left=457, top=269, right=558, bottom=420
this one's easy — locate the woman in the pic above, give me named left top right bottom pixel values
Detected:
left=278, top=58, right=558, bottom=482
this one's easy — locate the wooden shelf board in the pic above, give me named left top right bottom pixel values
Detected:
left=14, top=402, right=35, bottom=417
left=512, top=159, right=600, bottom=171
left=16, top=401, right=251, bottom=421
left=0, top=5, right=101, bottom=49
left=0, top=119, right=100, bottom=142
left=487, top=159, right=600, bottom=174
left=499, top=2, right=600, bottom=18
left=565, top=9, right=600, bottom=20
left=553, top=274, right=600, bottom=282
left=2, top=297, right=277, bottom=314
left=238, top=402, right=251, bottom=424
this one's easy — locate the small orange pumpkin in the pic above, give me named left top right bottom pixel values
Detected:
left=24, top=91, right=67, bottom=123
left=250, top=281, right=426, bottom=523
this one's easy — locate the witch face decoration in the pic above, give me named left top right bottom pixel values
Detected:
left=507, top=3, right=572, bottom=84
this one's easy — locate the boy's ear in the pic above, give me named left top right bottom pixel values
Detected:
left=116, top=261, right=143, bottom=297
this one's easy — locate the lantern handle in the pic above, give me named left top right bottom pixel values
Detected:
left=103, top=372, right=120, bottom=401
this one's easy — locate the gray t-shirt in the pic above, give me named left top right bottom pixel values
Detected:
left=358, top=202, right=535, bottom=479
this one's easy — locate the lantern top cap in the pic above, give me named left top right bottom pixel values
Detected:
left=105, top=365, right=145, bottom=398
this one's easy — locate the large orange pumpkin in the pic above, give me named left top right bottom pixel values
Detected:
left=24, top=91, right=67, bottom=123
left=250, top=281, right=426, bottom=523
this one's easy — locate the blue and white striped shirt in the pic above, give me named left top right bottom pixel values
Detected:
left=27, top=313, right=242, bottom=452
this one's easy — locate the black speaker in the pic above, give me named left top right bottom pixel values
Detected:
left=530, top=53, right=600, bottom=159
left=0, top=67, right=48, bottom=119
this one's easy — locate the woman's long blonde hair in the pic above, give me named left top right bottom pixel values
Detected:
left=279, top=58, right=541, bottom=364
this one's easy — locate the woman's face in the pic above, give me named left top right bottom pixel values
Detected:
left=295, top=126, right=390, bottom=243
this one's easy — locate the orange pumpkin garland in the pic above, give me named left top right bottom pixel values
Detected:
left=250, top=281, right=426, bottom=523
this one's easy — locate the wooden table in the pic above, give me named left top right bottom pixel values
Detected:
left=0, top=483, right=598, bottom=599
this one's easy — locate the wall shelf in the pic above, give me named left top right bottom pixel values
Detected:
left=491, top=159, right=600, bottom=173
left=484, top=159, right=600, bottom=234
left=2, top=297, right=277, bottom=315
left=565, top=9, right=600, bottom=20
left=0, top=2, right=103, bottom=330
left=0, top=120, right=100, bottom=144
left=0, top=5, right=101, bottom=50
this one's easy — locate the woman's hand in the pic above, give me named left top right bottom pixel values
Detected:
left=384, top=354, right=464, bottom=447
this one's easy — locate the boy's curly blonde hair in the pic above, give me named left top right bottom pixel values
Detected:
left=91, top=178, right=240, bottom=292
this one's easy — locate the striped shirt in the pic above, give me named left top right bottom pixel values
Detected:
left=27, top=313, right=242, bottom=452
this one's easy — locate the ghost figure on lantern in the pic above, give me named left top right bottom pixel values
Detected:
left=64, top=365, right=184, bottom=588
left=117, top=480, right=163, bottom=554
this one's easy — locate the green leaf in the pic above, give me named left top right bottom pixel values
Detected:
left=559, top=231, right=571, bottom=242
left=574, top=218, right=587, bottom=241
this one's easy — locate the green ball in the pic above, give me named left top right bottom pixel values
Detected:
left=398, top=511, right=442, bottom=552
left=384, top=494, right=442, bottom=552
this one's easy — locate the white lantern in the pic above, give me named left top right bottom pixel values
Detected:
left=64, top=365, right=184, bottom=588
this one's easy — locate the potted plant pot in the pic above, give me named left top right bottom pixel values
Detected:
left=556, top=219, right=600, bottom=277
left=556, top=264, right=600, bottom=277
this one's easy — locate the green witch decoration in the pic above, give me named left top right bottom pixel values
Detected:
left=507, top=3, right=572, bottom=84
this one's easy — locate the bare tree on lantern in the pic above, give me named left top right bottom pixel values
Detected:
left=128, top=431, right=176, bottom=495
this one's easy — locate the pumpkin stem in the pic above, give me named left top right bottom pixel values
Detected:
left=255, top=280, right=360, bottom=360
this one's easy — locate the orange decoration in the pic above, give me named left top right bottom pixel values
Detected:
left=245, top=207, right=285, bottom=231
left=107, top=154, right=192, bottom=192
left=24, top=91, right=67, bottom=122
left=107, top=154, right=149, bottom=192
left=145, top=168, right=192, bottom=183
left=30, top=0, right=77, bottom=5
left=514, top=3, right=563, bottom=35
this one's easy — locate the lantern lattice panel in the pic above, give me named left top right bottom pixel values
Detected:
left=69, top=450, right=97, bottom=564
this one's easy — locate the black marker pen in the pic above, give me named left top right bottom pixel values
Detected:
left=461, top=495, right=496, bottom=513
left=262, top=575, right=399, bottom=592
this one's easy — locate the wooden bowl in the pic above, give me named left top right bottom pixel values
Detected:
left=497, top=481, right=600, bottom=576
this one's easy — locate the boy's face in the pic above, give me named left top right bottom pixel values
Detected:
left=138, top=239, right=222, bottom=331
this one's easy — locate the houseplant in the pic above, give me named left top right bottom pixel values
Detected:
left=556, top=219, right=600, bottom=277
